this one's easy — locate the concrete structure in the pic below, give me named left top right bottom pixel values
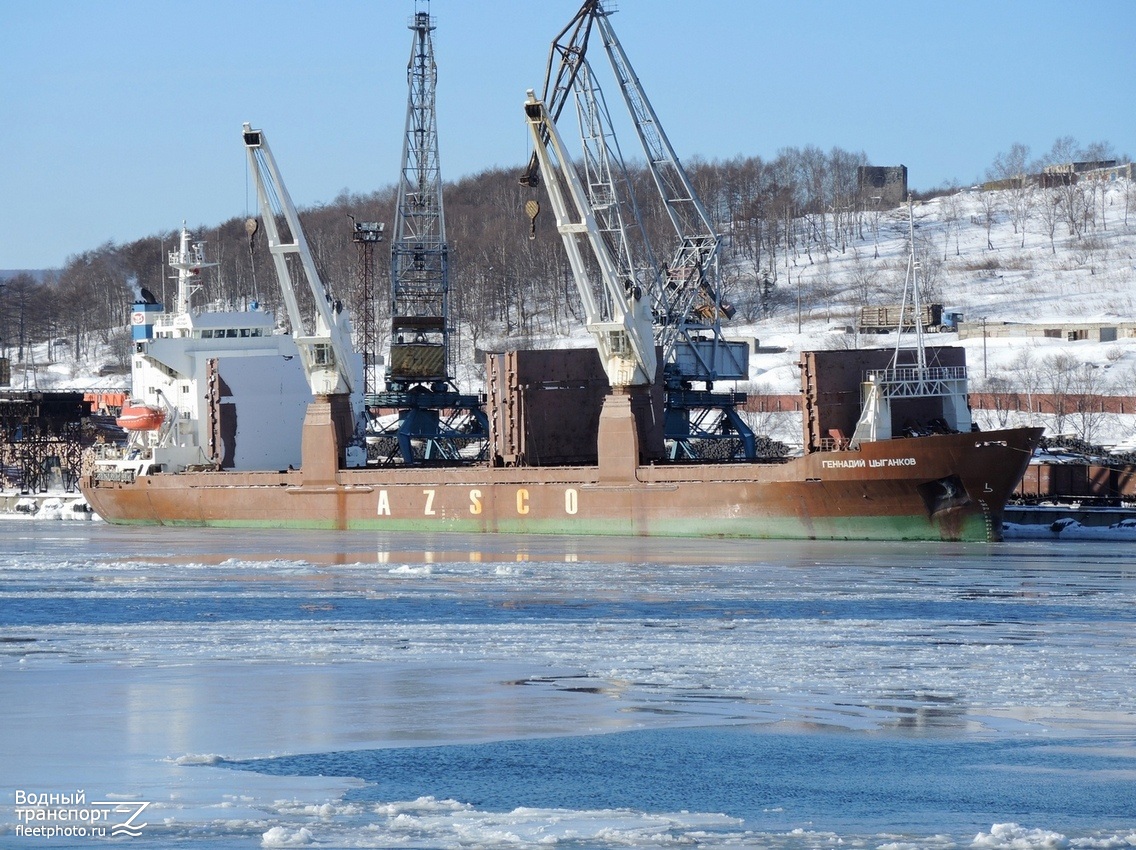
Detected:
left=857, top=165, right=908, bottom=207
left=957, top=320, right=1136, bottom=343
left=1038, top=161, right=1132, bottom=187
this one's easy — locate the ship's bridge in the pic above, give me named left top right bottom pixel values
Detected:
left=150, top=309, right=277, bottom=340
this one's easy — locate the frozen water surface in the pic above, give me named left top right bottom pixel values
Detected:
left=1, top=522, right=1135, bottom=848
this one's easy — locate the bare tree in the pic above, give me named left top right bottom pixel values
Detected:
left=4, top=274, right=45, bottom=362
left=1039, top=136, right=1090, bottom=237
left=939, top=186, right=963, bottom=258
left=1062, top=182, right=1091, bottom=238
left=914, top=231, right=944, bottom=303
left=1041, top=351, right=1080, bottom=435
left=847, top=247, right=876, bottom=310
left=987, top=143, right=1034, bottom=247
left=1066, top=360, right=1112, bottom=445
left=826, top=146, right=867, bottom=253
left=976, top=190, right=1000, bottom=251
left=1009, top=345, right=1043, bottom=425
left=982, top=375, right=1015, bottom=428
left=1081, top=140, right=1116, bottom=163
left=1035, top=186, right=1063, bottom=254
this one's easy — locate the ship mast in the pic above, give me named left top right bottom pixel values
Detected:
left=168, top=224, right=216, bottom=316
left=849, top=197, right=971, bottom=447
left=892, top=196, right=928, bottom=373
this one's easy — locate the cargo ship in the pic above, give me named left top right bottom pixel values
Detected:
left=82, top=330, right=1041, bottom=541
left=79, top=111, right=1042, bottom=542
left=82, top=425, right=1039, bottom=541
left=81, top=220, right=1040, bottom=543
left=81, top=16, right=1043, bottom=541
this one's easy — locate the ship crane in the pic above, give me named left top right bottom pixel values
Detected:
left=523, top=0, right=756, bottom=460
left=523, top=92, right=656, bottom=389
left=524, top=89, right=659, bottom=476
left=242, top=123, right=364, bottom=475
left=374, top=9, right=487, bottom=466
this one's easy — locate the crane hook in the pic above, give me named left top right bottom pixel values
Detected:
left=244, top=217, right=259, bottom=250
left=525, top=200, right=540, bottom=240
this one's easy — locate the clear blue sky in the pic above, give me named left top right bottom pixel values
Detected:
left=2, top=0, right=1132, bottom=270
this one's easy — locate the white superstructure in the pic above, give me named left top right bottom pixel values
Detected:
left=96, top=226, right=313, bottom=479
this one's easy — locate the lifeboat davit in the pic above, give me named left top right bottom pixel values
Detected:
left=116, top=403, right=165, bottom=431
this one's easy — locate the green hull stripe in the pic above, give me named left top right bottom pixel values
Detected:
left=103, top=512, right=992, bottom=542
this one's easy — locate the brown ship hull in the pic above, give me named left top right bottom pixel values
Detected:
left=82, top=426, right=1041, bottom=542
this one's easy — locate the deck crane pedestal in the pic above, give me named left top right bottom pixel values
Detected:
left=373, top=10, right=488, bottom=466
left=523, top=0, right=756, bottom=461
left=242, top=123, right=364, bottom=482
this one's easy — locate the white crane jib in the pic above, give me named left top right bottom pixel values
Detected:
left=527, top=0, right=745, bottom=388
left=523, top=91, right=656, bottom=388
left=242, top=123, right=357, bottom=398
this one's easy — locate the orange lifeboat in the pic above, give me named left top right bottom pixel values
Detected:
left=116, top=402, right=165, bottom=432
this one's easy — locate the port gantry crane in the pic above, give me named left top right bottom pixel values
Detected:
left=374, top=8, right=488, bottom=466
left=242, top=123, right=366, bottom=475
left=523, top=0, right=756, bottom=460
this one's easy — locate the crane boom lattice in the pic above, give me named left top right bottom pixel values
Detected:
left=390, top=11, right=449, bottom=387
left=524, top=0, right=756, bottom=460
left=373, top=9, right=487, bottom=466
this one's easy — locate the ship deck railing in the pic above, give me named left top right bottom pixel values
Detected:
left=863, top=365, right=969, bottom=399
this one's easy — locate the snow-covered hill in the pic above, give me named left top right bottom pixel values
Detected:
left=18, top=179, right=1136, bottom=448
left=742, top=179, right=1135, bottom=382
left=733, top=179, right=1136, bottom=449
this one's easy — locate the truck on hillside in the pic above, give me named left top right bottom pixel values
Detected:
left=859, top=303, right=949, bottom=334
